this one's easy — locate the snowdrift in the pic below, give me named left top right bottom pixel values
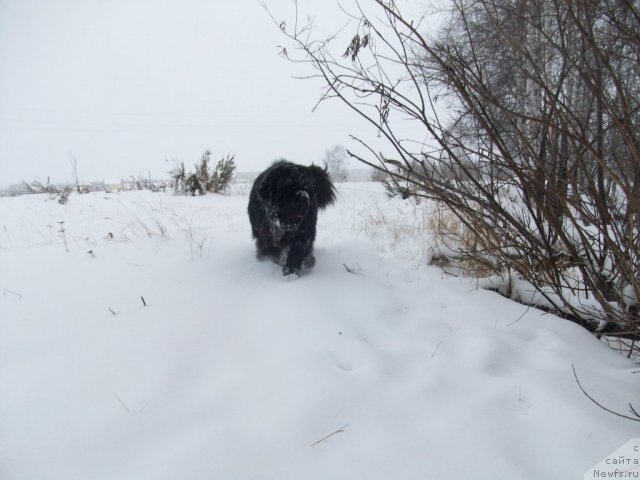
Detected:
left=1, top=184, right=637, bottom=479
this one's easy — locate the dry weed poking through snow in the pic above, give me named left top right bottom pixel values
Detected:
left=355, top=195, right=433, bottom=268
left=354, top=194, right=494, bottom=277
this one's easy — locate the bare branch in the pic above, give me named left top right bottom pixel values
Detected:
left=310, top=424, right=349, bottom=447
left=572, top=365, right=640, bottom=422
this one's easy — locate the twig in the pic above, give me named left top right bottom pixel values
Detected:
left=310, top=424, right=349, bottom=447
left=3, top=288, right=23, bottom=299
left=572, top=365, right=639, bottom=422
left=109, top=307, right=117, bottom=315
left=58, top=221, right=69, bottom=252
left=4, top=225, right=13, bottom=248
left=113, top=392, right=131, bottom=413
left=343, top=264, right=366, bottom=276
left=141, top=296, right=147, bottom=307
left=431, top=340, right=442, bottom=358
left=506, top=303, right=533, bottom=327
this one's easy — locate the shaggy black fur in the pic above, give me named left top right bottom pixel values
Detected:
left=248, top=160, right=336, bottom=276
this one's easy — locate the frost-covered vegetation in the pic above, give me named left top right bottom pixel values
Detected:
left=170, top=149, right=236, bottom=196
left=277, top=0, right=639, bottom=350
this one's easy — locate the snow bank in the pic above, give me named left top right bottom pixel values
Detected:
left=0, top=185, right=637, bottom=479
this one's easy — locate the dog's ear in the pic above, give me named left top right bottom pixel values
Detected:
left=308, top=164, right=337, bottom=209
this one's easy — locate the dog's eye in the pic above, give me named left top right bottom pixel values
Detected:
left=297, top=190, right=310, bottom=200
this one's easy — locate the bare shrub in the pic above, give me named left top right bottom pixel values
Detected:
left=58, top=185, right=72, bottom=205
left=270, top=0, right=640, bottom=346
left=22, top=178, right=58, bottom=194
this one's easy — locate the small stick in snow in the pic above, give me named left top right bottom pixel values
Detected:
left=3, top=288, right=23, bottom=299
left=506, top=303, right=533, bottom=327
left=430, top=340, right=442, bottom=358
left=113, top=392, right=131, bottom=413
left=58, top=221, right=69, bottom=252
left=310, top=424, right=349, bottom=447
left=141, top=296, right=147, bottom=307
left=4, top=225, right=13, bottom=248
left=343, top=264, right=366, bottom=276
left=108, top=307, right=117, bottom=316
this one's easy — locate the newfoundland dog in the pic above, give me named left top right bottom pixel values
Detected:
left=248, top=160, right=336, bottom=276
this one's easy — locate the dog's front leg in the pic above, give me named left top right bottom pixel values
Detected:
left=282, top=237, right=313, bottom=277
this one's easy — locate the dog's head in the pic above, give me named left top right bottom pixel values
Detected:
left=260, top=176, right=311, bottom=231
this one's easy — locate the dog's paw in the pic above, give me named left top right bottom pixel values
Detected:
left=302, top=253, right=316, bottom=271
left=282, top=265, right=301, bottom=278
left=277, top=248, right=289, bottom=266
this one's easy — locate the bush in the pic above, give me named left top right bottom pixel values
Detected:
left=170, top=150, right=236, bottom=196
left=58, top=186, right=72, bottom=205
left=208, top=153, right=236, bottom=193
left=277, top=0, right=640, bottom=348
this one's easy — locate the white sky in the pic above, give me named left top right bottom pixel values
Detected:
left=0, top=0, right=382, bottom=185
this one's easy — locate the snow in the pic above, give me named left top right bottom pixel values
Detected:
left=1, top=183, right=638, bottom=480
left=478, top=274, right=609, bottom=326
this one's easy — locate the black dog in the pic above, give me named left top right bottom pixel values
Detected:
left=248, top=160, right=336, bottom=276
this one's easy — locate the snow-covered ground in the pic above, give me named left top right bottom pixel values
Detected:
left=1, top=183, right=637, bottom=479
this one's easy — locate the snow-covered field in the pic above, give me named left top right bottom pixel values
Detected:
left=1, top=183, right=637, bottom=479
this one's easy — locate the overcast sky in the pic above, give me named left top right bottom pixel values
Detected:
left=0, top=0, right=383, bottom=185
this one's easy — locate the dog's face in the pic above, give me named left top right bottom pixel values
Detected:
left=261, top=177, right=311, bottom=231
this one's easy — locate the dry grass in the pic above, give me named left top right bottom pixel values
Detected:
left=355, top=197, right=494, bottom=276
left=356, top=198, right=432, bottom=266
left=425, top=202, right=498, bottom=278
